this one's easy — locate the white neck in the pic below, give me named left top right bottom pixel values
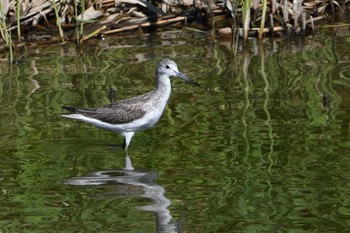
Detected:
left=155, top=74, right=171, bottom=101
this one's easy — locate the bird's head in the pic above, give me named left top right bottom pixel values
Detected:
left=157, top=59, right=199, bottom=86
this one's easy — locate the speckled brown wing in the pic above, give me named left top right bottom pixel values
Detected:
left=63, top=98, right=147, bottom=124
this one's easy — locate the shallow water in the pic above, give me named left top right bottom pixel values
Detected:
left=1, top=28, right=350, bottom=232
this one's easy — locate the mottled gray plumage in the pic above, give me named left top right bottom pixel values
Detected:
left=63, top=98, right=147, bottom=125
left=62, top=59, right=198, bottom=152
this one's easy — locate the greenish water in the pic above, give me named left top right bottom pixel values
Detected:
left=1, top=29, right=350, bottom=232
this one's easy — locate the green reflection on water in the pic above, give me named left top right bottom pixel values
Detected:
left=1, top=29, right=350, bottom=232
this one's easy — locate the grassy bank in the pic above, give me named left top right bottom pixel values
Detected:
left=0, top=0, right=349, bottom=60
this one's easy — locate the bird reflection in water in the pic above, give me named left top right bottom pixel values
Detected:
left=64, top=154, right=178, bottom=233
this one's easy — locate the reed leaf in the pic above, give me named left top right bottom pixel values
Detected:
left=293, top=0, right=303, bottom=28
left=0, top=0, right=9, bottom=19
left=283, top=0, right=289, bottom=24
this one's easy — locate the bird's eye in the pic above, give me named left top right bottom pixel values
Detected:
left=165, top=65, right=170, bottom=69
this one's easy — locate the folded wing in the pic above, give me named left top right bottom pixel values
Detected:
left=62, top=99, right=146, bottom=125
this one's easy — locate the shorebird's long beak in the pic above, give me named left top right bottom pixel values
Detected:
left=176, top=71, right=200, bottom=86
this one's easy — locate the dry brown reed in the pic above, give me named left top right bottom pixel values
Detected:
left=0, top=0, right=348, bottom=51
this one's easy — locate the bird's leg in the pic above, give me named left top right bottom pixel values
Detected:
left=124, top=152, right=134, bottom=170
left=122, top=132, right=135, bottom=153
left=122, top=138, right=126, bottom=150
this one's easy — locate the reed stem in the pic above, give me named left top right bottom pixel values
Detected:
left=0, top=2, right=14, bottom=62
left=53, top=0, right=65, bottom=42
left=9, top=30, right=13, bottom=62
left=80, top=0, right=85, bottom=38
left=258, top=0, right=267, bottom=40
left=242, top=0, right=251, bottom=42
left=16, top=0, right=21, bottom=43
left=74, top=0, right=80, bottom=46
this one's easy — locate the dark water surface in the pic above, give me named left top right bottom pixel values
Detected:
left=1, top=28, right=350, bottom=232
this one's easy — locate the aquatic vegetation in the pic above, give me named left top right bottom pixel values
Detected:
left=0, top=1, right=13, bottom=62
